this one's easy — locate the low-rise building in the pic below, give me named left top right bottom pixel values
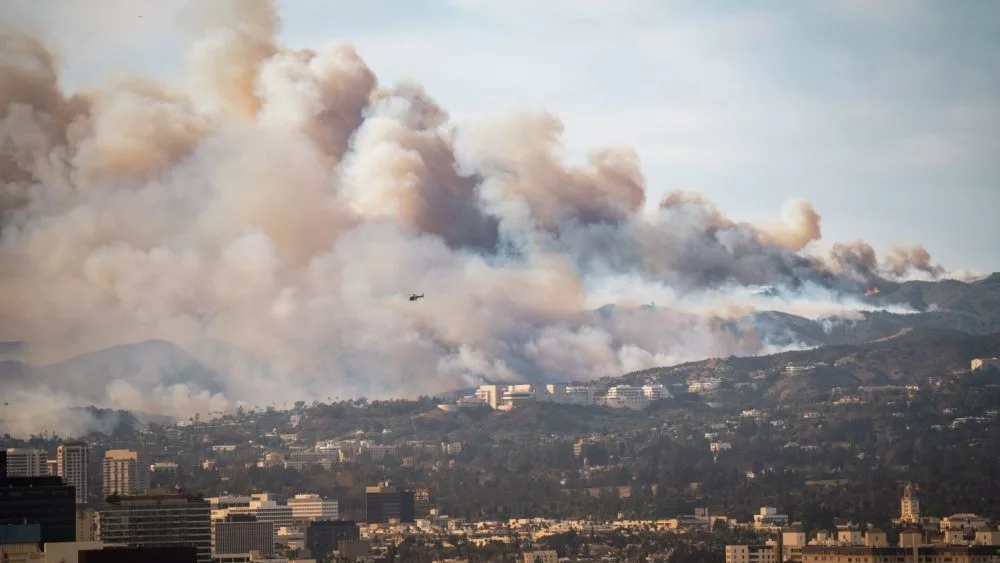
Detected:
left=287, top=494, right=338, bottom=522
left=941, top=513, right=989, bottom=532
left=725, top=543, right=778, bottom=563
left=753, top=507, right=789, bottom=531
left=523, top=550, right=558, bottom=563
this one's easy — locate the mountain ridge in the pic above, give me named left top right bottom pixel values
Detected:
left=0, top=274, right=996, bottom=426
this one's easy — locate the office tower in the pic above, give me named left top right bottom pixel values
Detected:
left=58, top=440, right=89, bottom=504
left=288, top=493, right=339, bottom=522
left=0, top=473, right=76, bottom=542
left=4, top=448, right=47, bottom=477
left=211, top=514, right=274, bottom=559
left=211, top=494, right=293, bottom=529
left=305, top=520, right=360, bottom=561
left=364, top=482, right=415, bottom=524
left=414, top=487, right=432, bottom=519
left=103, top=450, right=149, bottom=497
left=98, top=492, right=211, bottom=563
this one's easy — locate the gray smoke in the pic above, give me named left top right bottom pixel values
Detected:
left=0, top=0, right=963, bottom=436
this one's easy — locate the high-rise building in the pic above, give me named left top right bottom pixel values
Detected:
left=103, top=450, right=149, bottom=498
left=414, top=488, right=432, bottom=519
left=46, top=459, right=59, bottom=476
left=58, top=441, right=89, bottom=504
left=901, top=482, right=920, bottom=523
left=211, top=514, right=274, bottom=559
left=98, top=492, right=211, bottom=563
left=364, top=482, right=415, bottom=524
left=3, top=448, right=47, bottom=477
left=288, top=493, right=339, bottom=522
left=0, top=474, right=76, bottom=542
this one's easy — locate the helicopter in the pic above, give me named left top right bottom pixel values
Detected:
left=408, top=293, right=425, bottom=302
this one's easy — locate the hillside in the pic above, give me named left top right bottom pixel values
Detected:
left=872, top=273, right=1000, bottom=316
left=621, top=327, right=1000, bottom=402
left=0, top=339, right=225, bottom=403
left=0, top=341, right=24, bottom=361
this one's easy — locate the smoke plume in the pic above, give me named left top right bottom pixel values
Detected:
left=0, top=0, right=967, bottom=436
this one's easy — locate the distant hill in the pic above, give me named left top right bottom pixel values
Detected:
left=872, top=273, right=1000, bottom=315
left=0, top=341, right=25, bottom=361
left=721, top=273, right=1000, bottom=349
left=621, top=327, right=1000, bottom=402
left=0, top=339, right=225, bottom=405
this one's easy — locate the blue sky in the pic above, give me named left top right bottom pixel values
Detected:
left=10, top=0, right=1000, bottom=272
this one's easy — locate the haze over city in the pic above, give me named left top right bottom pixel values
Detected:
left=1, top=0, right=998, bottom=437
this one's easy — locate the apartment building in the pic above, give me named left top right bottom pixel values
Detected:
left=103, top=450, right=150, bottom=497
left=3, top=448, right=47, bottom=477
left=725, top=544, right=778, bottom=563
left=58, top=441, right=89, bottom=504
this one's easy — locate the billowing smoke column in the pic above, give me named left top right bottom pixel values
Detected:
left=0, top=0, right=954, bottom=435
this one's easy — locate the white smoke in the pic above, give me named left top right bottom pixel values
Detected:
left=0, top=0, right=970, bottom=437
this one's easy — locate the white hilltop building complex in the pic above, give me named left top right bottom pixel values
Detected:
left=462, top=383, right=670, bottom=411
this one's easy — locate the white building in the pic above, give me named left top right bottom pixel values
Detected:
left=359, top=442, right=398, bottom=461
left=642, top=384, right=670, bottom=400
left=287, top=493, right=339, bottom=522
left=4, top=448, right=47, bottom=477
left=103, top=449, right=150, bottom=497
left=725, top=543, right=778, bottom=563
left=545, top=383, right=568, bottom=400
left=209, top=495, right=253, bottom=510
left=57, top=441, right=89, bottom=504
left=216, top=499, right=294, bottom=529
left=753, top=507, right=789, bottom=531
left=941, top=513, right=989, bottom=531
left=836, top=526, right=863, bottom=546
left=477, top=383, right=601, bottom=410
left=257, top=451, right=285, bottom=469
left=475, top=384, right=502, bottom=409
left=499, top=388, right=540, bottom=410
left=688, top=378, right=722, bottom=393
left=602, top=386, right=649, bottom=409
left=710, top=442, right=732, bottom=454
left=285, top=450, right=340, bottom=471
left=564, top=386, right=597, bottom=405
left=523, top=550, right=558, bottom=563
left=455, top=395, right=487, bottom=408
left=149, top=461, right=179, bottom=475
left=782, top=362, right=819, bottom=376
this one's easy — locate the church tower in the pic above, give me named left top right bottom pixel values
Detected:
left=901, top=482, right=920, bottom=523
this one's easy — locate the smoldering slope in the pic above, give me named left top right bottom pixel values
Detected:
left=0, top=0, right=956, bottom=437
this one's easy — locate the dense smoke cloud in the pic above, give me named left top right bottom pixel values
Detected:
left=0, top=0, right=963, bottom=436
